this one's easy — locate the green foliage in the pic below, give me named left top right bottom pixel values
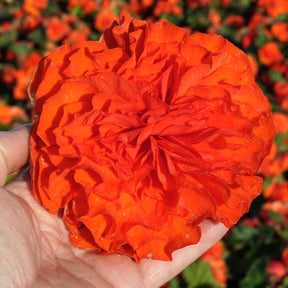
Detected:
left=278, top=276, right=288, bottom=288
left=224, top=222, right=287, bottom=287
left=225, top=224, right=258, bottom=250
left=160, top=13, right=185, bottom=26
left=268, top=70, right=287, bottom=83
left=45, top=0, right=61, bottom=14
left=27, top=27, right=47, bottom=50
left=274, top=133, right=288, bottom=154
left=227, top=0, right=252, bottom=13
left=168, top=277, right=181, bottom=288
left=186, top=8, right=211, bottom=31
left=254, top=25, right=270, bottom=48
left=9, top=43, right=32, bottom=56
left=0, top=123, right=12, bottom=131
left=5, top=172, right=16, bottom=185
left=0, top=30, right=18, bottom=48
left=239, top=257, right=268, bottom=288
left=70, top=4, right=85, bottom=18
left=182, top=259, right=222, bottom=288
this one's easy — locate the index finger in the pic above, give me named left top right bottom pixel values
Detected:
left=0, top=124, right=32, bottom=186
left=139, top=220, right=229, bottom=287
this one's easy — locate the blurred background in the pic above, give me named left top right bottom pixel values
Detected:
left=0, top=0, right=287, bottom=287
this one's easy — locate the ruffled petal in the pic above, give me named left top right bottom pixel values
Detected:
left=29, top=15, right=275, bottom=262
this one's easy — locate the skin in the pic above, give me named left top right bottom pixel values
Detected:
left=0, top=124, right=228, bottom=288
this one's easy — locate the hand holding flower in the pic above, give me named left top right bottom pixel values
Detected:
left=0, top=126, right=228, bottom=287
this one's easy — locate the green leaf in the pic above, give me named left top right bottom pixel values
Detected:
left=182, top=259, right=220, bottom=288
left=279, top=275, right=288, bottom=288
left=226, top=224, right=258, bottom=250
left=263, top=177, right=273, bottom=191
left=274, top=133, right=288, bottom=154
left=5, top=173, right=16, bottom=185
left=239, top=257, right=268, bottom=288
left=268, top=70, right=287, bottom=83
left=0, top=123, right=12, bottom=131
left=209, top=1, right=221, bottom=9
left=277, top=226, right=288, bottom=242
left=70, top=3, right=85, bottom=18
left=9, top=43, right=31, bottom=56
left=88, top=31, right=101, bottom=41
left=27, top=27, right=46, bottom=47
left=160, top=13, right=185, bottom=26
left=45, top=0, right=60, bottom=14
left=0, top=30, right=17, bottom=48
left=168, top=277, right=181, bottom=288
left=267, top=210, right=284, bottom=223
left=240, top=0, right=252, bottom=10
left=274, top=14, right=288, bottom=23
left=254, top=25, right=269, bottom=48
left=226, top=0, right=252, bottom=12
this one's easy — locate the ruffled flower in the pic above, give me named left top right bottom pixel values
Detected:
left=29, top=15, right=275, bottom=262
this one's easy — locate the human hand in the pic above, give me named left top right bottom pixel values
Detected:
left=0, top=124, right=228, bottom=288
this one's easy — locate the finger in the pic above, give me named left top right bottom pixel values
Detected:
left=0, top=124, right=32, bottom=186
left=0, top=188, right=40, bottom=287
left=139, top=220, right=229, bottom=288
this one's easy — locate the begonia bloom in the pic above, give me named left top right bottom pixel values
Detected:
left=258, top=42, right=284, bottom=67
left=0, top=104, right=27, bottom=126
left=14, top=52, right=43, bottom=100
left=29, top=15, right=275, bottom=262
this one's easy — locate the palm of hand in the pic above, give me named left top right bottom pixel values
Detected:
left=0, top=126, right=228, bottom=288
left=3, top=178, right=147, bottom=288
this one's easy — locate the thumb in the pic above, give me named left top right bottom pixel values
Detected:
left=0, top=124, right=32, bottom=186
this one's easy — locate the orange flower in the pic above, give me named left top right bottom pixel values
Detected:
left=21, top=15, right=42, bottom=33
left=225, top=15, right=245, bottom=28
left=0, top=104, right=27, bottom=126
left=258, top=42, right=284, bottom=67
left=62, top=23, right=91, bottom=45
left=124, top=0, right=154, bottom=14
left=0, top=65, right=16, bottom=86
left=153, top=0, right=183, bottom=17
left=242, top=13, right=269, bottom=49
left=272, top=112, right=288, bottom=134
left=13, top=52, right=42, bottom=100
left=274, top=82, right=288, bottom=109
left=271, top=22, right=288, bottom=43
left=247, top=54, right=259, bottom=77
left=262, top=201, right=288, bottom=227
left=201, top=241, right=227, bottom=286
left=94, top=9, right=119, bottom=32
left=67, top=0, right=98, bottom=14
left=259, top=141, right=288, bottom=178
left=258, top=0, right=288, bottom=17
left=29, top=15, right=274, bottom=262
left=45, top=16, right=71, bottom=43
left=22, top=0, right=48, bottom=16
left=208, top=9, right=222, bottom=29
left=264, top=181, right=288, bottom=202
left=241, top=35, right=252, bottom=49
